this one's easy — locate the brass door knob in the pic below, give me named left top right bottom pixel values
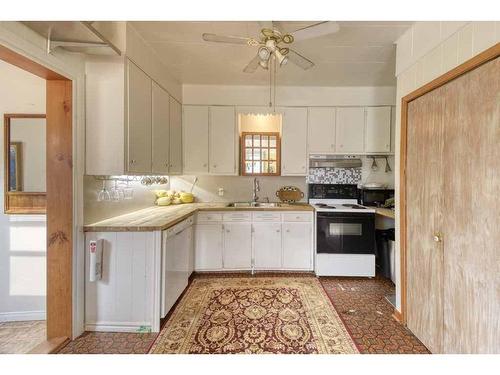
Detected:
left=433, top=232, right=443, bottom=242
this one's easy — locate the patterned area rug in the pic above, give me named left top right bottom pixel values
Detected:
left=150, top=277, right=358, bottom=354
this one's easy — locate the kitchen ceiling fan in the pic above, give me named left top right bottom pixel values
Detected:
left=202, top=21, right=340, bottom=73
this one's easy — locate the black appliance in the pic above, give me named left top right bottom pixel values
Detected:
left=359, top=188, right=394, bottom=207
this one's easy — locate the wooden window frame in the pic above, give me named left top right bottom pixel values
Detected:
left=4, top=113, right=47, bottom=214
left=240, top=131, right=281, bottom=176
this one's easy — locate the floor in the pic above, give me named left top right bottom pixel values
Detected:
left=0, top=320, right=46, bottom=354
left=58, top=273, right=428, bottom=354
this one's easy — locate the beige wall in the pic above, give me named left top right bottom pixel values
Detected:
left=393, top=21, right=500, bottom=311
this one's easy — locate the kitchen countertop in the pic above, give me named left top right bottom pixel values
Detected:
left=375, top=208, right=395, bottom=219
left=83, top=202, right=314, bottom=232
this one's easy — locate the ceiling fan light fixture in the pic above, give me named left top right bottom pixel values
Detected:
left=258, top=46, right=271, bottom=61
left=274, top=49, right=288, bottom=66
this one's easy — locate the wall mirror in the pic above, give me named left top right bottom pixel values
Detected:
left=4, top=114, right=46, bottom=214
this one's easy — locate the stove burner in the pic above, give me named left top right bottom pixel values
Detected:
left=316, top=203, right=335, bottom=209
left=342, top=204, right=366, bottom=209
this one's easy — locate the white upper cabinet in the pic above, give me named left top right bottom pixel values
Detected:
left=281, top=107, right=308, bottom=175
left=127, top=61, right=152, bottom=173
left=335, top=107, right=365, bottom=153
left=169, top=97, right=183, bottom=175
left=183, top=106, right=209, bottom=174
left=364, top=107, right=392, bottom=153
left=209, top=106, right=237, bottom=175
left=151, top=82, right=170, bottom=174
left=308, top=107, right=336, bottom=153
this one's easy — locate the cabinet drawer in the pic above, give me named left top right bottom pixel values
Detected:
left=223, top=212, right=252, bottom=222
left=252, top=212, right=281, bottom=222
left=196, top=212, right=223, bottom=223
left=282, top=212, right=312, bottom=222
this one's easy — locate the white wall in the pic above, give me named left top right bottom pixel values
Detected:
left=393, top=21, right=500, bottom=312
left=0, top=59, right=47, bottom=321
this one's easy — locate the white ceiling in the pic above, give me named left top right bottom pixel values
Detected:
left=131, top=21, right=413, bottom=87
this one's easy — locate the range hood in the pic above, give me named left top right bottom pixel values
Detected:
left=309, top=155, right=362, bottom=168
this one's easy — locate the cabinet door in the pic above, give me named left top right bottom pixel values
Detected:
left=169, top=97, right=183, bottom=175
left=183, top=106, right=209, bottom=174
left=282, top=222, right=312, bottom=270
left=223, top=223, right=252, bottom=269
left=209, top=106, right=236, bottom=175
left=194, top=224, right=223, bottom=270
left=335, top=107, right=365, bottom=153
left=152, top=82, right=170, bottom=174
left=364, top=107, right=391, bottom=153
left=253, top=223, right=282, bottom=269
left=282, top=107, right=308, bottom=175
left=127, top=61, right=152, bottom=173
left=308, top=107, right=336, bottom=153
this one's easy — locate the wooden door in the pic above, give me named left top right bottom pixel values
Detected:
left=183, top=105, right=209, bottom=174
left=441, top=57, right=500, bottom=353
left=281, top=107, right=308, bottom=175
left=209, top=106, right=236, bottom=175
left=364, top=106, right=391, bottom=153
left=335, top=107, right=365, bottom=153
left=194, top=224, right=223, bottom=271
left=151, top=82, right=170, bottom=174
left=253, top=222, right=282, bottom=269
left=223, top=223, right=252, bottom=269
left=308, top=107, right=336, bottom=153
left=406, top=86, right=446, bottom=354
left=169, top=97, right=183, bottom=175
left=127, top=61, right=152, bottom=173
left=282, top=222, right=312, bottom=270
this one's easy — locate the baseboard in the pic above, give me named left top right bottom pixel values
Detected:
left=0, top=310, right=46, bottom=322
left=29, top=337, right=69, bottom=354
left=85, top=323, right=154, bottom=333
left=392, top=308, right=403, bottom=323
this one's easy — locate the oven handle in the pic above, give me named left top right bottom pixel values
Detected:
left=316, top=213, right=373, bottom=220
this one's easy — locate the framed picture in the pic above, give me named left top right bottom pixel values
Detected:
left=9, top=142, right=23, bottom=192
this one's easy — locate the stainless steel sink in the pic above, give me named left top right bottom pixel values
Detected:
left=226, top=202, right=283, bottom=208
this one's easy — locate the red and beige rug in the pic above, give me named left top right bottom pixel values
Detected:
left=149, top=276, right=358, bottom=354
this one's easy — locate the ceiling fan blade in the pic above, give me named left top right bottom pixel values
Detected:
left=202, top=33, right=256, bottom=46
left=286, top=49, right=315, bottom=70
left=243, top=54, right=261, bottom=73
left=291, top=21, right=340, bottom=42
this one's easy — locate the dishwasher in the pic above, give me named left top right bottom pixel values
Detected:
left=160, top=215, right=194, bottom=318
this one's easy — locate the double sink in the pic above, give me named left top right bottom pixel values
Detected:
left=226, top=202, right=286, bottom=208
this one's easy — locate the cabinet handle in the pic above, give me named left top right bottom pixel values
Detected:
left=226, top=229, right=230, bottom=233
left=213, top=164, right=217, bottom=168
left=286, top=229, right=290, bottom=233
left=203, top=163, right=207, bottom=167
left=130, top=159, right=136, bottom=164
left=276, top=229, right=280, bottom=233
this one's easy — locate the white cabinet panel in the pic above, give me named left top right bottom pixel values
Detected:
left=194, top=224, right=223, bottom=270
left=183, top=106, right=209, bottom=174
left=308, top=107, right=336, bottom=153
left=253, top=223, right=282, bottom=269
left=209, top=106, right=237, bottom=175
left=152, top=82, right=170, bottom=174
left=282, top=222, right=312, bottom=270
left=364, top=107, right=392, bottom=153
left=223, top=223, right=252, bottom=269
left=335, top=107, right=365, bottom=153
left=127, top=61, right=152, bottom=173
left=281, top=107, right=308, bottom=175
left=169, top=97, right=183, bottom=175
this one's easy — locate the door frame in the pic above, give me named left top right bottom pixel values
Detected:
left=399, top=42, right=500, bottom=324
left=0, top=43, right=74, bottom=349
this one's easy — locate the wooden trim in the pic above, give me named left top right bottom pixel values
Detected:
left=28, top=337, right=69, bottom=354
left=46, top=80, right=73, bottom=339
left=0, top=44, right=68, bottom=81
left=240, top=131, right=281, bottom=176
left=3, top=114, right=47, bottom=214
left=392, top=308, right=403, bottom=323
left=399, top=42, right=500, bottom=325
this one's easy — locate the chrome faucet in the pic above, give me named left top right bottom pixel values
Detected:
left=252, top=178, right=260, bottom=203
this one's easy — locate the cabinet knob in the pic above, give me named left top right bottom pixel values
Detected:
left=276, top=229, right=280, bottom=233
left=203, top=163, right=207, bottom=167
left=130, top=159, right=136, bottom=164
left=339, top=144, right=343, bottom=148
left=286, top=229, right=290, bottom=233
left=226, top=229, right=230, bottom=233
left=165, top=162, right=169, bottom=167
left=213, top=164, right=217, bottom=168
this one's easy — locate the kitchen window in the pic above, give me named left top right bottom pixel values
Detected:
left=240, top=132, right=281, bottom=176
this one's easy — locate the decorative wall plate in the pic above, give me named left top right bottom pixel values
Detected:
left=276, top=186, right=304, bottom=203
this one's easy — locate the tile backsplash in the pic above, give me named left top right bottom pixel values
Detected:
left=307, top=167, right=362, bottom=184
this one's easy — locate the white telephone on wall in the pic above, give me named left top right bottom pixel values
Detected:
left=89, top=239, right=103, bottom=282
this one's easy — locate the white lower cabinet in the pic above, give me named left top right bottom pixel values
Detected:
left=223, top=223, right=252, bottom=269
left=282, top=222, right=313, bottom=270
left=253, top=222, right=282, bottom=269
left=194, top=224, right=223, bottom=271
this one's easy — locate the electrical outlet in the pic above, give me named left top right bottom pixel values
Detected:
left=218, top=187, right=224, bottom=197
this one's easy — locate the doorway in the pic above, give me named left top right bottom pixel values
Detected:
left=0, top=44, right=73, bottom=353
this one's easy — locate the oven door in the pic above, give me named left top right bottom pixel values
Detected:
left=316, top=212, right=375, bottom=254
